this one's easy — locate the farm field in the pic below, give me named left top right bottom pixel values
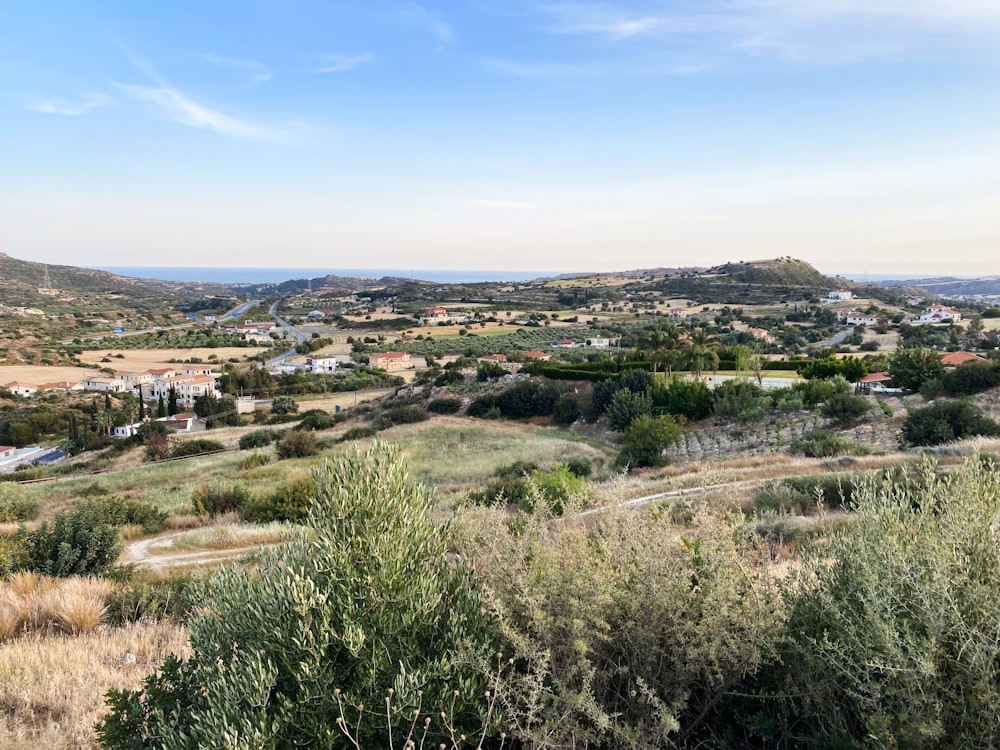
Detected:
left=77, top=347, right=270, bottom=369
left=0, top=364, right=100, bottom=383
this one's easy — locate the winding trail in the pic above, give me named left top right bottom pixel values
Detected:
left=124, top=530, right=274, bottom=570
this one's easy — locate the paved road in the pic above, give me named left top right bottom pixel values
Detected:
left=816, top=328, right=853, bottom=348
left=265, top=298, right=309, bottom=366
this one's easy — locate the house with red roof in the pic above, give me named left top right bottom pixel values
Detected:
left=940, top=351, right=986, bottom=368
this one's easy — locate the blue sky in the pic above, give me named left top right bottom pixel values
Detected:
left=2, top=1, right=999, bottom=276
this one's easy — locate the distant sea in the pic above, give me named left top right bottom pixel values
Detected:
left=93, top=266, right=554, bottom=285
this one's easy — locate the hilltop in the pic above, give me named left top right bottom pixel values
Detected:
left=638, top=257, right=854, bottom=304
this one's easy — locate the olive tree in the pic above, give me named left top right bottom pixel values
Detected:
left=99, top=442, right=497, bottom=749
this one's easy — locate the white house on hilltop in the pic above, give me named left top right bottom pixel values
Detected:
left=918, top=305, right=962, bottom=323
left=827, top=289, right=853, bottom=301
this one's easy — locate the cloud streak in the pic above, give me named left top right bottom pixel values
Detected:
left=26, top=92, right=111, bottom=116
left=115, top=82, right=289, bottom=142
left=498, top=0, right=1000, bottom=74
left=313, top=52, right=374, bottom=73
left=202, top=54, right=272, bottom=85
left=401, top=3, right=453, bottom=44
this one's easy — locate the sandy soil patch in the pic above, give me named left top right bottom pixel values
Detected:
left=0, top=364, right=99, bottom=384
left=77, top=347, right=269, bottom=370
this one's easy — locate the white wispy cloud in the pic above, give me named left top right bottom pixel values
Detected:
left=401, top=3, right=453, bottom=44
left=25, top=92, right=111, bottom=116
left=313, top=52, right=374, bottom=73
left=508, top=0, right=1000, bottom=71
left=115, top=82, right=289, bottom=142
left=112, top=39, right=302, bottom=142
left=202, top=54, right=272, bottom=85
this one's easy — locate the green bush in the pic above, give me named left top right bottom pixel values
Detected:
left=779, top=459, right=1000, bottom=746
left=372, top=404, right=429, bottom=430
left=17, top=502, right=122, bottom=577
left=270, top=395, right=299, bottom=414
left=900, top=399, right=1000, bottom=447
left=552, top=394, right=581, bottom=425
left=275, top=429, right=320, bottom=459
left=105, top=575, right=194, bottom=625
left=565, top=455, right=593, bottom=478
left=495, top=460, right=539, bottom=479
left=238, top=450, right=270, bottom=469
left=606, top=388, right=652, bottom=431
left=0, top=483, right=41, bottom=522
left=238, top=429, right=276, bottom=450
left=820, top=392, right=870, bottom=425
left=340, top=426, right=378, bottom=442
left=98, top=443, right=495, bottom=750
left=616, top=414, right=682, bottom=469
left=426, top=397, right=462, bottom=414
left=496, top=380, right=558, bottom=419
left=712, top=380, right=768, bottom=422
left=789, top=430, right=871, bottom=458
left=241, top=477, right=317, bottom=523
left=467, top=394, right=501, bottom=418
left=191, top=484, right=251, bottom=516
left=295, top=409, right=337, bottom=431
left=171, top=438, right=224, bottom=458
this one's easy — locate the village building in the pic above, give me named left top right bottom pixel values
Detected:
left=918, top=304, right=962, bottom=323
left=306, top=355, right=340, bottom=374
left=940, top=351, right=985, bottom=368
left=369, top=352, right=412, bottom=371
left=837, top=311, right=880, bottom=326
left=827, top=289, right=854, bottom=301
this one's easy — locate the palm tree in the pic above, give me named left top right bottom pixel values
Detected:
left=685, top=328, right=720, bottom=378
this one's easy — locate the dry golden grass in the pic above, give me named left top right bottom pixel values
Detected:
left=0, top=577, right=115, bottom=641
left=76, top=346, right=268, bottom=370
left=0, top=620, right=188, bottom=750
left=0, top=365, right=101, bottom=384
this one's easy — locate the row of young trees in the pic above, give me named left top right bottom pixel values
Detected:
left=98, top=445, right=1000, bottom=748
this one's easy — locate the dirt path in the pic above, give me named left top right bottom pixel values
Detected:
left=124, top=530, right=273, bottom=570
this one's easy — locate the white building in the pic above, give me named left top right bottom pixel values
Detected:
left=306, top=355, right=340, bottom=374
left=837, top=311, right=880, bottom=326
left=918, top=305, right=962, bottom=323
left=827, top=289, right=854, bottom=301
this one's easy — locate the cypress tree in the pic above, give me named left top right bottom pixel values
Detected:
left=157, top=394, right=166, bottom=418
left=168, top=386, right=178, bottom=416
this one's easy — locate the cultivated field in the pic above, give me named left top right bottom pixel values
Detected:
left=0, top=365, right=100, bottom=383
left=77, top=347, right=269, bottom=370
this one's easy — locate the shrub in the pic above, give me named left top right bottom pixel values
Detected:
left=80, top=496, right=169, bottom=534
left=901, top=399, right=1000, bottom=447
left=467, top=394, right=500, bottom=418
left=270, top=395, right=299, bottom=414
left=476, top=361, right=507, bottom=381
left=238, top=450, right=270, bottom=469
left=18, top=503, right=122, bottom=577
left=105, top=575, right=194, bottom=625
left=467, top=476, right=531, bottom=508
left=496, top=380, right=559, bottom=419
left=495, top=460, right=539, bottom=479
left=0, top=483, right=41, bottom=522
left=606, top=388, right=652, bottom=431
left=426, top=397, right=462, bottom=414
left=712, top=380, right=768, bottom=422
left=780, top=459, right=1000, bottom=746
left=775, top=391, right=804, bottom=413
left=820, top=392, right=870, bottom=425
left=525, top=466, right=590, bottom=514
left=98, top=443, right=496, bottom=750
left=616, top=414, right=682, bottom=469
left=238, top=429, right=276, bottom=450
left=552, top=394, right=581, bottom=425
left=191, top=485, right=251, bottom=517
left=652, top=376, right=714, bottom=421
left=340, top=426, right=378, bottom=442
left=296, top=409, right=337, bottom=431
left=789, top=430, right=871, bottom=458
left=241, top=477, right=317, bottom=523
left=944, top=359, right=1000, bottom=396
left=372, top=404, right=429, bottom=430
left=171, top=438, right=224, bottom=458
left=275, top=429, right=320, bottom=459
left=456, top=499, right=780, bottom=748
left=565, top=455, right=592, bottom=478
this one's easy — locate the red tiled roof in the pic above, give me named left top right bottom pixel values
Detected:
left=941, top=351, right=985, bottom=367
left=858, top=371, right=892, bottom=383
